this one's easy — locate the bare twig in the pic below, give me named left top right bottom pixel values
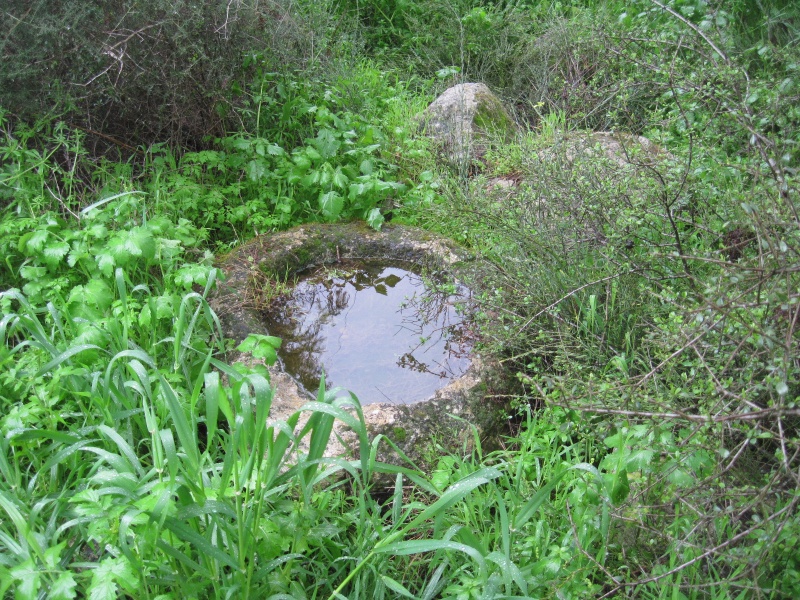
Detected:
left=565, top=501, right=622, bottom=589
left=512, top=270, right=637, bottom=337
left=650, top=0, right=730, bottom=66
left=45, top=184, right=80, bottom=221
left=605, top=499, right=797, bottom=594
left=565, top=406, right=800, bottom=423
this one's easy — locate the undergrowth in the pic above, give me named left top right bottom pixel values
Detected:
left=2, top=1, right=799, bottom=598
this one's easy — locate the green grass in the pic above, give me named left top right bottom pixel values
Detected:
left=2, top=1, right=800, bottom=597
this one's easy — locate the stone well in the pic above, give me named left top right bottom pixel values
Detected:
left=211, top=222, right=503, bottom=470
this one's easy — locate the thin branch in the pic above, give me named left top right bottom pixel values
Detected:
left=565, top=501, right=622, bottom=589
left=512, top=270, right=637, bottom=337
left=606, top=499, right=797, bottom=593
left=45, top=184, right=80, bottom=221
left=650, top=0, right=730, bottom=66
left=566, top=405, right=800, bottom=423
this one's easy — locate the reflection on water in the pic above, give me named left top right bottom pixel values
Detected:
left=263, top=261, right=473, bottom=405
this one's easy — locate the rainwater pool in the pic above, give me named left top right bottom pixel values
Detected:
left=263, top=261, right=473, bottom=405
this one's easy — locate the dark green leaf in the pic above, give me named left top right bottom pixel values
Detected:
left=610, top=468, right=630, bottom=505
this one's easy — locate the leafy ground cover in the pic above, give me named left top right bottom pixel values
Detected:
left=1, top=0, right=799, bottom=598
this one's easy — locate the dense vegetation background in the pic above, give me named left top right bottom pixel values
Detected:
left=1, top=0, right=798, bottom=597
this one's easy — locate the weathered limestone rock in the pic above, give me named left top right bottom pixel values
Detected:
left=211, top=222, right=504, bottom=475
left=420, top=83, right=516, bottom=164
left=539, top=131, right=671, bottom=167
left=479, top=131, right=672, bottom=209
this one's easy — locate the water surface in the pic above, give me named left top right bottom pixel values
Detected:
left=263, top=261, right=473, bottom=404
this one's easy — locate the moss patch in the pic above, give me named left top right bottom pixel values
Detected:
left=472, top=90, right=516, bottom=139
left=392, top=427, right=408, bottom=442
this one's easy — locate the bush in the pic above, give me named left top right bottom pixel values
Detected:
left=0, top=0, right=342, bottom=153
left=420, top=2, right=800, bottom=593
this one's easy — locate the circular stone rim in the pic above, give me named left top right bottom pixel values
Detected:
left=211, top=222, right=501, bottom=466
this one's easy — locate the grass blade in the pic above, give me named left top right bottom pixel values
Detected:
left=376, top=540, right=486, bottom=576
left=157, top=373, right=200, bottom=474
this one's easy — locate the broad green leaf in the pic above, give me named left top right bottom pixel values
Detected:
left=68, top=280, right=113, bottom=311
left=85, top=279, right=114, bottom=309
left=87, top=557, right=136, bottom=600
left=43, top=543, right=64, bottom=569
left=318, top=164, right=333, bottom=188
left=237, top=334, right=281, bottom=364
left=230, top=137, right=251, bottom=150
left=73, top=326, right=108, bottom=359
left=43, top=241, right=70, bottom=267
left=174, top=264, right=211, bottom=290
left=96, top=253, right=115, bottom=277
left=20, top=280, right=46, bottom=298
left=237, top=333, right=282, bottom=352
left=25, top=229, right=49, bottom=253
left=332, top=167, right=349, bottom=189
left=47, top=572, right=78, bottom=600
left=360, top=159, right=374, bottom=175
left=320, top=191, right=344, bottom=220
left=314, top=128, right=341, bottom=159
left=366, top=208, right=384, bottom=230
left=87, top=224, right=109, bottom=239
left=138, top=305, right=152, bottom=327
left=432, top=457, right=456, bottom=492
left=106, top=228, right=155, bottom=265
left=19, top=266, right=46, bottom=280
left=67, top=240, right=87, bottom=267
left=10, top=559, right=40, bottom=600
left=247, top=159, right=268, bottom=182
left=349, top=181, right=371, bottom=200
left=626, top=449, right=655, bottom=471
left=292, top=154, right=312, bottom=172
left=304, top=147, right=322, bottom=162
left=154, top=294, right=176, bottom=319
left=88, top=574, right=116, bottom=600
left=301, top=170, right=320, bottom=187
left=156, top=237, right=183, bottom=261
left=135, top=227, right=157, bottom=261
left=610, top=467, right=630, bottom=505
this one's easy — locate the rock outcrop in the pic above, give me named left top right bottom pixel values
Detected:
left=420, top=83, right=516, bottom=164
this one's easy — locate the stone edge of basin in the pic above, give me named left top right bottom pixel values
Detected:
left=210, top=222, right=504, bottom=473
